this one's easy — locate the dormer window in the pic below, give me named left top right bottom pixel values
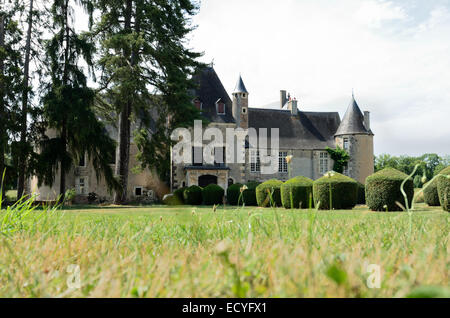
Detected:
left=193, top=98, right=202, bottom=111
left=216, top=98, right=225, bottom=115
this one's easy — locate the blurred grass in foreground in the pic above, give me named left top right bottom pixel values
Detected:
left=0, top=203, right=448, bottom=298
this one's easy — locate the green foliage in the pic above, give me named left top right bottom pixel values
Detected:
left=91, top=0, right=203, bottom=191
left=413, top=175, right=423, bottom=188
left=242, top=181, right=260, bottom=206
left=357, top=182, right=365, bottom=204
left=37, top=0, right=118, bottom=195
left=183, top=185, right=202, bottom=205
left=226, top=183, right=243, bottom=205
left=0, top=3, right=24, bottom=198
left=173, top=187, right=186, bottom=204
left=202, top=184, right=224, bottom=205
left=313, top=172, right=358, bottom=210
left=256, top=180, right=283, bottom=207
left=366, top=168, right=414, bottom=211
left=326, top=146, right=350, bottom=173
left=436, top=166, right=450, bottom=212
left=162, top=193, right=183, bottom=206
left=375, top=153, right=450, bottom=181
left=280, top=176, right=313, bottom=209
left=406, top=286, right=450, bottom=298
left=423, top=179, right=440, bottom=206
left=64, top=188, right=76, bottom=204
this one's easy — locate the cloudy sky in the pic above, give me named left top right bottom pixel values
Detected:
left=71, top=0, right=449, bottom=156
left=188, top=0, right=450, bottom=156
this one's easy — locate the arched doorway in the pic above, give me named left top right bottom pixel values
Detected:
left=198, top=175, right=218, bottom=188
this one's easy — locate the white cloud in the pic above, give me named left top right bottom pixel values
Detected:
left=189, top=0, right=450, bottom=156
left=354, top=0, right=408, bottom=28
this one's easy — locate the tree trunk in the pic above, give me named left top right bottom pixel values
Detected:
left=0, top=14, right=6, bottom=203
left=114, top=104, right=131, bottom=204
left=113, top=0, right=133, bottom=204
left=17, top=0, right=34, bottom=199
left=59, top=0, right=70, bottom=197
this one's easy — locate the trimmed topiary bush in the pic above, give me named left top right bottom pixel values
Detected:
left=366, top=168, right=414, bottom=212
left=162, top=194, right=182, bottom=206
left=202, top=184, right=225, bottom=205
left=226, top=183, right=244, bottom=205
left=183, top=185, right=202, bottom=205
left=357, top=182, right=365, bottom=205
left=313, top=172, right=358, bottom=210
left=280, top=176, right=313, bottom=209
left=256, top=180, right=283, bottom=207
left=423, top=179, right=440, bottom=206
left=173, top=187, right=186, bottom=204
left=242, top=181, right=260, bottom=206
left=436, top=166, right=450, bottom=212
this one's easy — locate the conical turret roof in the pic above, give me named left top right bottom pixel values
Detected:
left=233, top=74, right=249, bottom=94
left=335, top=96, right=371, bottom=136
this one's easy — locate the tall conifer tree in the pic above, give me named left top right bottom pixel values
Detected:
left=90, top=0, right=203, bottom=204
left=38, top=0, right=118, bottom=196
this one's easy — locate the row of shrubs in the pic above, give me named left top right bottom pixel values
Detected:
left=163, top=182, right=260, bottom=206
left=164, top=165, right=449, bottom=212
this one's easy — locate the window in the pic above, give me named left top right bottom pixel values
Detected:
left=343, top=138, right=349, bottom=150
left=278, top=151, right=288, bottom=173
left=228, top=178, right=234, bottom=187
left=192, top=146, right=203, bottom=166
left=319, top=152, right=328, bottom=174
left=242, top=107, right=247, bottom=114
left=134, top=187, right=143, bottom=196
left=250, top=150, right=260, bottom=173
left=216, top=99, right=225, bottom=115
left=78, top=153, right=86, bottom=167
left=214, top=147, right=225, bottom=167
left=76, top=177, right=88, bottom=195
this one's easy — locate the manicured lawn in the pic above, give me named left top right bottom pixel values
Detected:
left=0, top=203, right=448, bottom=297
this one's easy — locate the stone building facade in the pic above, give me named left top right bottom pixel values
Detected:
left=171, top=67, right=374, bottom=191
left=30, top=66, right=374, bottom=202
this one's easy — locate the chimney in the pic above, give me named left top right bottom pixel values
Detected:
left=288, top=98, right=298, bottom=116
left=280, top=90, right=287, bottom=108
left=364, top=111, right=370, bottom=131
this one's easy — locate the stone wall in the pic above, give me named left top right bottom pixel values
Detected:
left=335, top=134, right=374, bottom=184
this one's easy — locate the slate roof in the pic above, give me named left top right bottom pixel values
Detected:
left=248, top=108, right=341, bottom=149
left=233, top=75, right=249, bottom=94
left=335, top=97, right=372, bottom=136
left=191, top=67, right=235, bottom=124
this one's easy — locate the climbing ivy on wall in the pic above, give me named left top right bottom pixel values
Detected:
left=326, top=146, right=350, bottom=173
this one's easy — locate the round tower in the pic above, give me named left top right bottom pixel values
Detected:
left=334, top=95, right=374, bottom=184
left=232, top=74, right=249, bottom=129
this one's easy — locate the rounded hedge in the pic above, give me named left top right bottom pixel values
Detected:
left=256, top=180, right=283, bottom=207
left=183, top=185, right=202, bottom=205
left=226, top=183, right=244, bottom=205
left=365, top=168, right=414, bottom=212
left=162, top=194, right=182, bottom=206
left=202, top=184, right=225, bottom=205
left=242, top=181, right=260, bottom=206
left=357, top=182, right=366, bottom=204
left=423, top=179, right=440, bottom=206
left=280, top=176, right=313, bottom=209
left=436, top=166, right=450, bottom=212
left=173, top=187, right=186, bottom=204
left=313, top=172, right=358, bottom=210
